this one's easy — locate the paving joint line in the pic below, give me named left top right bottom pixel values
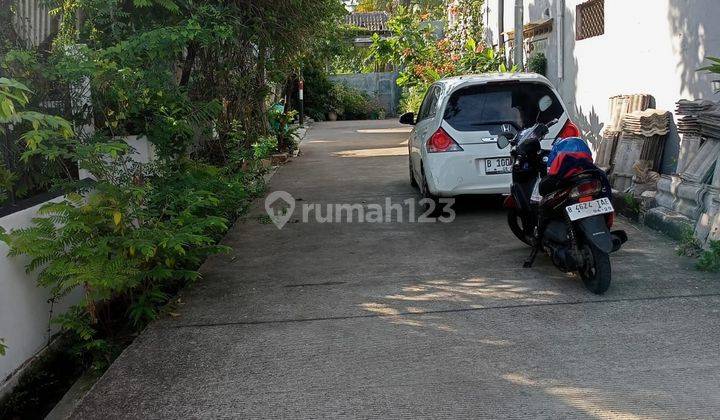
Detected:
left=161, top=292, right=720, bottom=330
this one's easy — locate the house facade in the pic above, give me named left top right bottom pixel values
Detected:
left=483, top=0, right=720, bottom=176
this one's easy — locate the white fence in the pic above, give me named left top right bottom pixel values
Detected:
left=0, top=197, right=83, bottom=395
left=12, top=0, right=57, bottom=47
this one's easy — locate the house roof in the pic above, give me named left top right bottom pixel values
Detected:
left=345, top=12, right=390, bottom=32
left=503, top=18, right=554, bottom=41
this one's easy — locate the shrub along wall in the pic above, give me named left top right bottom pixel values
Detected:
left=0, top=0, right=344, bottom=415
left=329, top=72, right=400, bottom=116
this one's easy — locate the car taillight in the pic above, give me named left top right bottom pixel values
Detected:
left=427, top=127, right=463, bottom=153
left=557, top=119, right=581, bottom=139
left=569, top=180, right=601, bottom=199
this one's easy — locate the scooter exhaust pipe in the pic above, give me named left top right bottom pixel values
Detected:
left=610, top=230, right=628, bottom=253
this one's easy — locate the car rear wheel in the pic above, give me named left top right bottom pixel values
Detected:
left=420, top=168, right=441, bottom=217
left=409, top=156, right=418, bottom=188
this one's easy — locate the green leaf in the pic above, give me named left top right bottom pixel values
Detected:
left=423, top=67, right=441, bottom=82
left=465, top=38, right=476, bottom=53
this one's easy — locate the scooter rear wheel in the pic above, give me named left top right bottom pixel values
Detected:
left=507, top=209, right=533, bottom=246
left=579, top=242, right=612, bottom=294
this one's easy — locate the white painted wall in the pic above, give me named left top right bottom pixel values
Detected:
left=0, top=197, right=83, bottom=393
left=484, top=0, right=720, bottom=174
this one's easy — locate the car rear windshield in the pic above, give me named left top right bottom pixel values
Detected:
left=443, top=82, right=564, bottom=132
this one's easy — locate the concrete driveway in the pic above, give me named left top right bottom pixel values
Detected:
left=73, top=120, right=720, bottom=419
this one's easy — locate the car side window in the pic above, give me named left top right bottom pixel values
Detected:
left=426, top=86, right=441, bottom=119
left=417, top=86, right=438, bottom=122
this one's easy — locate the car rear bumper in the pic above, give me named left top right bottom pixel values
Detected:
left=424, top=145, right=512, bottom=196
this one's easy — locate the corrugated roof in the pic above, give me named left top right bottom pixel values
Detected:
left=345, top=12, right=390, bottom=32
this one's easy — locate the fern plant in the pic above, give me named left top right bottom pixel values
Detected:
left=0, top=159, right=238, bottom=360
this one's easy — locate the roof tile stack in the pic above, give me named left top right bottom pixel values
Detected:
left=676, top=99, right=717, bottom=115
left=677, top=116, right=700, bottom=136
left=622, top=110, right=672, bottom=137
left=676, top=100, right=717, bottom=137
left=698, top=110, right=720, bottom=139
left=612, top=108, right=670, bottom=191
left=596, top=94, right=654, bottom=172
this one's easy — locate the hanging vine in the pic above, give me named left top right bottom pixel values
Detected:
left=447, top=0, right=486, bottom=54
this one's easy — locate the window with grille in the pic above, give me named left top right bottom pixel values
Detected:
left=576, top=0, right=604, bottom=40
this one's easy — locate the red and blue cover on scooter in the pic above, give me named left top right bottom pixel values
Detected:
left=541, top=137, right=611, bottom=197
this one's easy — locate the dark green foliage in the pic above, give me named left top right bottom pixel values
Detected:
left=0, top=160, right=261, bottom=369
left=303, top=66, right=336, bottom=121
left=0, top=0, right=337, bottom=413
left=0, top=336, right=85, bottom=420
left=697, top=240, right=720, bottom=272
left=331, top=83, right=385, bottom=120
left=303, top=68, right=385, bottom=121
left=528, top=52, right=547, bottom=76
left=677, top=228, right=703, bottom=258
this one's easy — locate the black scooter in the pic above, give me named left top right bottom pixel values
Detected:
left=497, top=101, right=627, bottom=294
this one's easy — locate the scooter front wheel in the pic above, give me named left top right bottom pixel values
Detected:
left=507, top=209, right=533, bottom=246
left=579, top=242, right=612, bottom=294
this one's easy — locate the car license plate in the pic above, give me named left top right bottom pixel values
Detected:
left=565, top=198, right=614, bottom=221
left=485, top=157, right=513, bottom=174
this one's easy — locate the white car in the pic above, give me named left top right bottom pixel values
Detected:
left=401, top=73, right=579, bottom=202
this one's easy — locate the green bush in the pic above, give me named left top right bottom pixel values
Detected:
left=528, top=52, right=547, bottom=76
left=399, top=85, right=426, bottom=114
left=677, top=228, right=703, bottom=257
left=697, top=240, right=720, bottom=272
left=0, top=159, right=261, bottom=368
left=331, top=83, right=385, bottom=120
left=252, top=136, right=279, bottom=160
left=303, top=66, right=335, bottom=121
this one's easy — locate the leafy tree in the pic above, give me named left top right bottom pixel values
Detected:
left=0, top=0, right=342, bottom=371
left=365, top=8, right=513, bottom=113
left=356, top=0, right=446, bottom=17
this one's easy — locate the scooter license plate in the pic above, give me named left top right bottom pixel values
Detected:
left=565, top=198, right=614, bottom=221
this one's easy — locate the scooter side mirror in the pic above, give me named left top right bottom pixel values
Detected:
left=538, top=95, right=553, bottom=112
left=497, top=132, right=515, bottom=149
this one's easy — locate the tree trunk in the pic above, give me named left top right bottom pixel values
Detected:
left=255, top=39, right=270, bottom=135
left=179, top=42, right=197, bottom=87
left=514, top=0, right=524, bottom=69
